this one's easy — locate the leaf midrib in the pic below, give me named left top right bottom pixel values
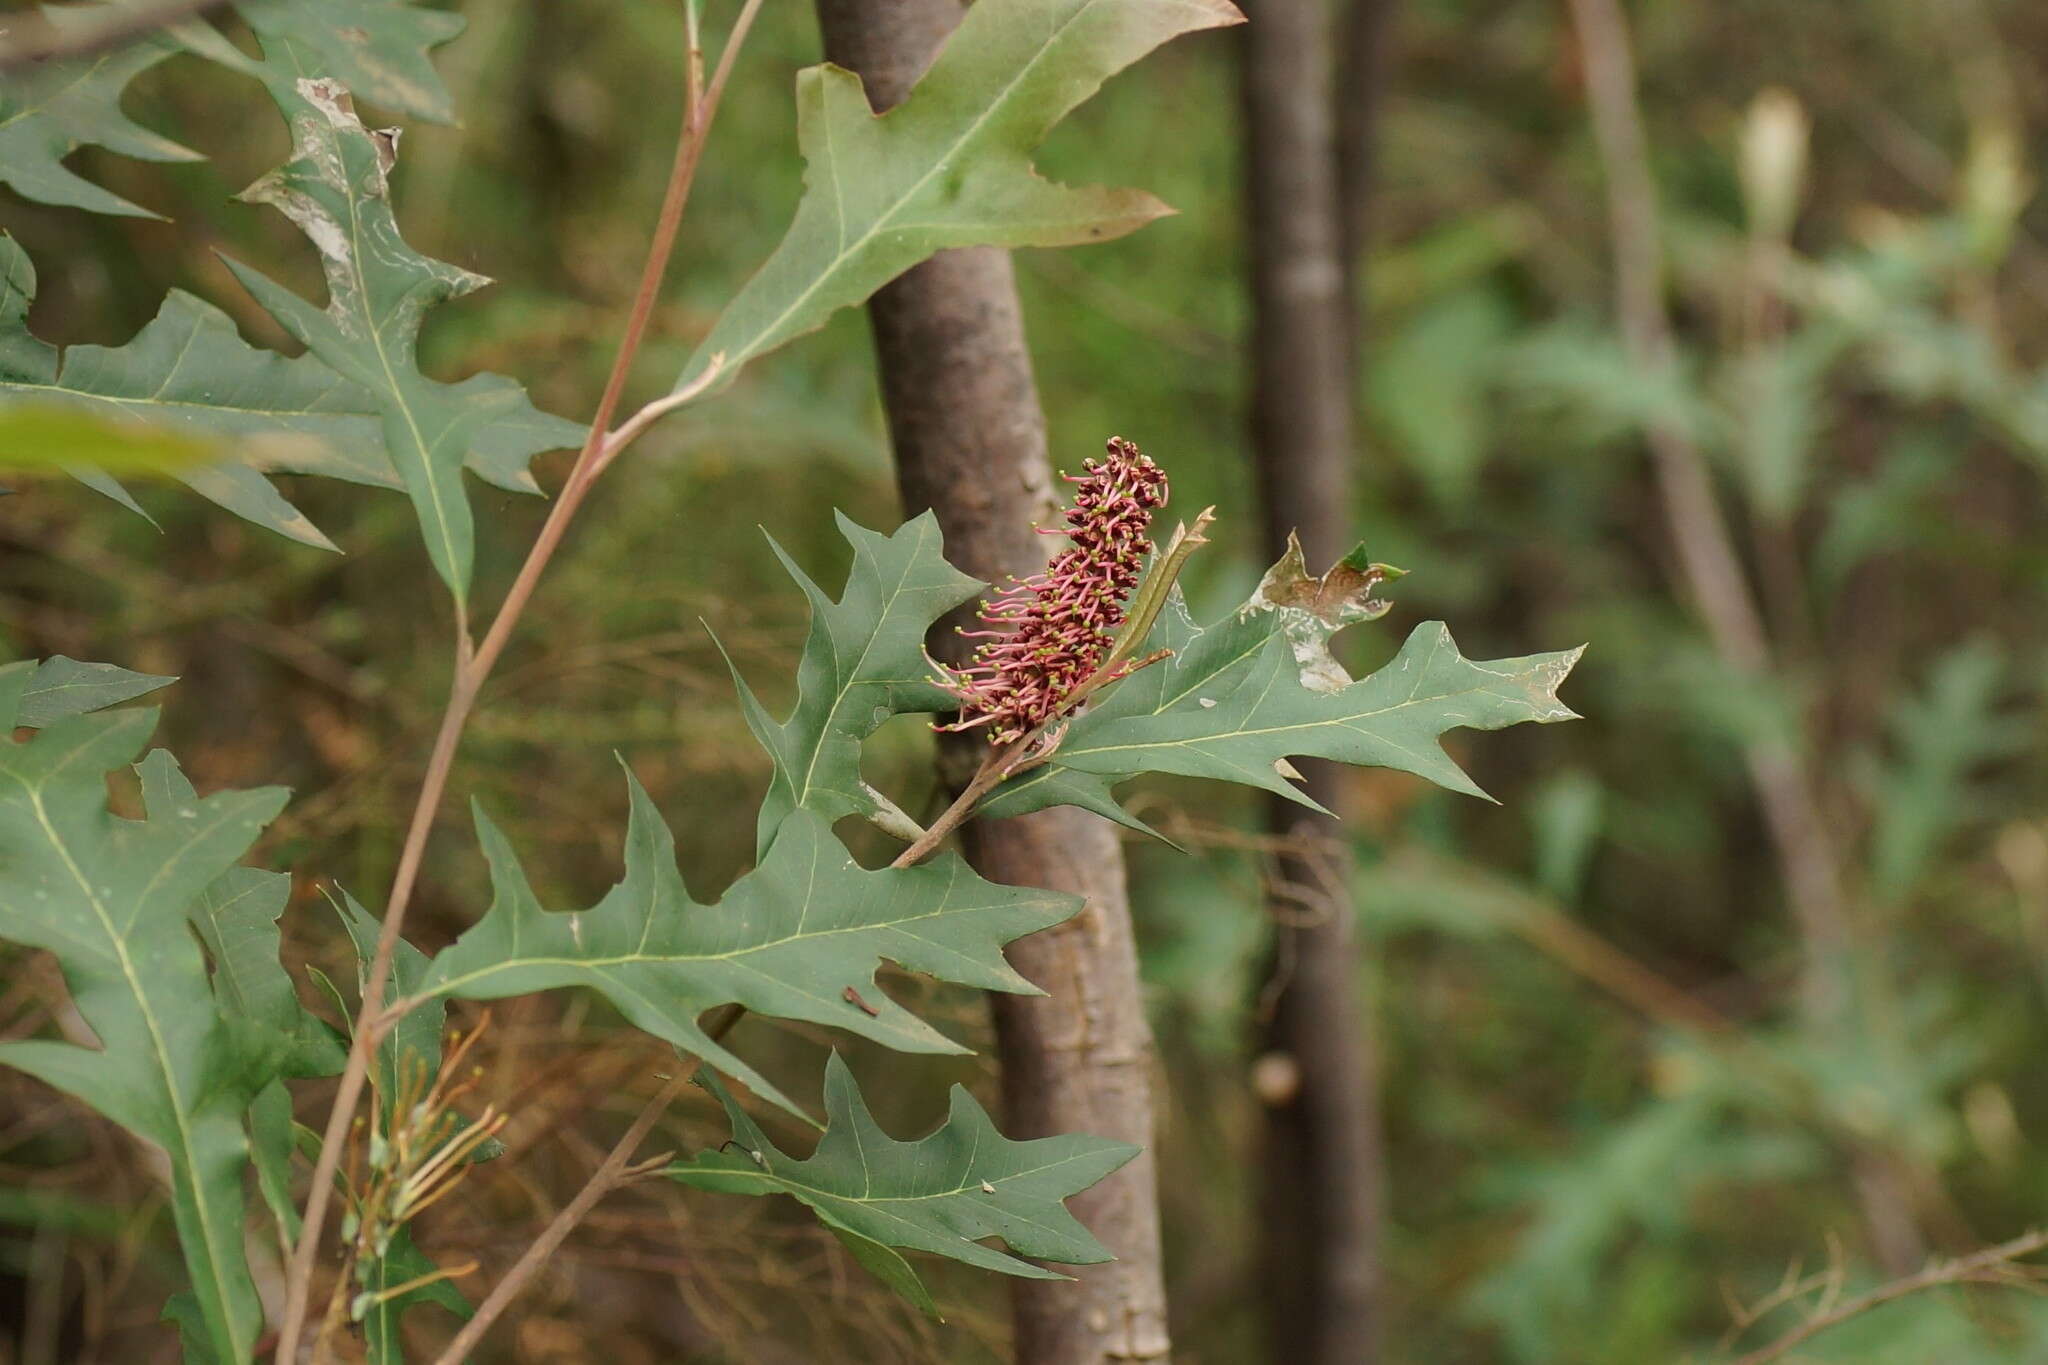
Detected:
left=691, top=1146, right=1108, bottom=1211
left=1024, top=631, right=1545, bottom=769
left=282, top=41, right=459, bottom=590
left=425, top=891, right=1030, bottom=1001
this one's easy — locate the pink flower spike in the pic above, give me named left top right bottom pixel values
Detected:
left=934, top=437, right=1168, bottom=745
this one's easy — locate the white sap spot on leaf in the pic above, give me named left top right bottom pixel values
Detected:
left=178, top=807, right=197, bottom=819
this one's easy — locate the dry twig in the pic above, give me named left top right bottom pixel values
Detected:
left=1723, top=1229, right=2048, bottom=1365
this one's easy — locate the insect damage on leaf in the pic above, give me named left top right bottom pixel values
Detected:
left=221, top=52, right=582, bottom=597
left=1244, top=531, right=1408, bottom=693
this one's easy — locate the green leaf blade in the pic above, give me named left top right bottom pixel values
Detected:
left=219, top=54, right=578, bottom=595
left=980, top=546, right=1583, bottom=821
left=670, top=1053, right=1137, bottom=1310
left=735, top=512, right=983, bottom=856
left=0, top=710, right=291, bottom=1362
left=13, top=655, right=175, bottom=729
left=0, top=11, right=197, bottom=217
left=332, top=887, right=446, bottom=1108
left=0, top=234, right=576, bottom=545
left=423, top=770, right=1079, bottom=1117
left=234, top=0, right=467, bottom=123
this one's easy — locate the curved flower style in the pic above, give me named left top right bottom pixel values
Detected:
left=938, top=437, right=1168, bottom=744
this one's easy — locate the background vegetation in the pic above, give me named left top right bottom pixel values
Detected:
left=4, top=0, right=2048, bottom=1360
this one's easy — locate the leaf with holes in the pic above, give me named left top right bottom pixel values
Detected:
left=219, top=52, right=581, bottom=594
left=674, top=0, right=1244, bottom=396
left=0, top=690, right=288, bottom=1362
left=0, top=6, right=198, bottom=216
left=0, top=233, right=578, bottom=547
left=721, top=512, right=982, bottom=857
left=421, top=768, right=1078, bottom=1117
left=670, top=1052, right=1137, bottom=1317
left=978, top=539, right=1584, bottom=823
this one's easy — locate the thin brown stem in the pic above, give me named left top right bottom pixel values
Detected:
left=890, top=742, right=1023, bottom=867
left=273, top=637, right=475, bottom=1359
left=1726, top=1229, right=2048, bottom=1365
left=271, top=8, right=764, bottom=1354
left=427, top=1005, right=745, bottom=1363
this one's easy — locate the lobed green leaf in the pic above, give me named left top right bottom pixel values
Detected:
left=0, top=233, right=577, bottom=549
left=979, top=541, right=1583, bottom=823
left=220, top=52, right=581, bottom=594
left=422, top=768, right=1080, bottom=1118
left=675, top=0, right=1243, bottom=397
left=670, top=1052, right=1137, bottom=1315
left=0, top=709, right=289, bottom=1361
left=0, top=7, right=197, bottom=217
left=721, top=512, right=982, bottom=858
left=2, top=654, right=175, bottom=729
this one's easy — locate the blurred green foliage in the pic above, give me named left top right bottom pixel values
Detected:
left=4, top=0, right=2048, bottom=1360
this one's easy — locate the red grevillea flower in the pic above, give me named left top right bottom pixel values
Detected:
left=937, top=437, right=1168, bottom=744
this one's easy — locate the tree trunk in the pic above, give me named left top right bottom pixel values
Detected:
left=1240, top=1, right=1387, bottom=1360
left=812, top=3, right=1171, bottom=1360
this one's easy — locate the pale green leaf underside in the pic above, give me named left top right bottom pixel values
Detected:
left=422, top=768, right=1079, bottom=1118
left=676, top=0, right=1243, bottom=396
left=980, top=595, right=1584, bottom=821
left=0, top=709, right=288, bottom=1361
left=671, top=1052, right=1137, bottom=1311
left=725, top=511, right=982, bottom=858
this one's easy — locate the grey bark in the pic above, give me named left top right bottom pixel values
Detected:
left=1241, top=0, right=1387, bottom=1360
left=812, top=2, right=1171, bottom=1360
